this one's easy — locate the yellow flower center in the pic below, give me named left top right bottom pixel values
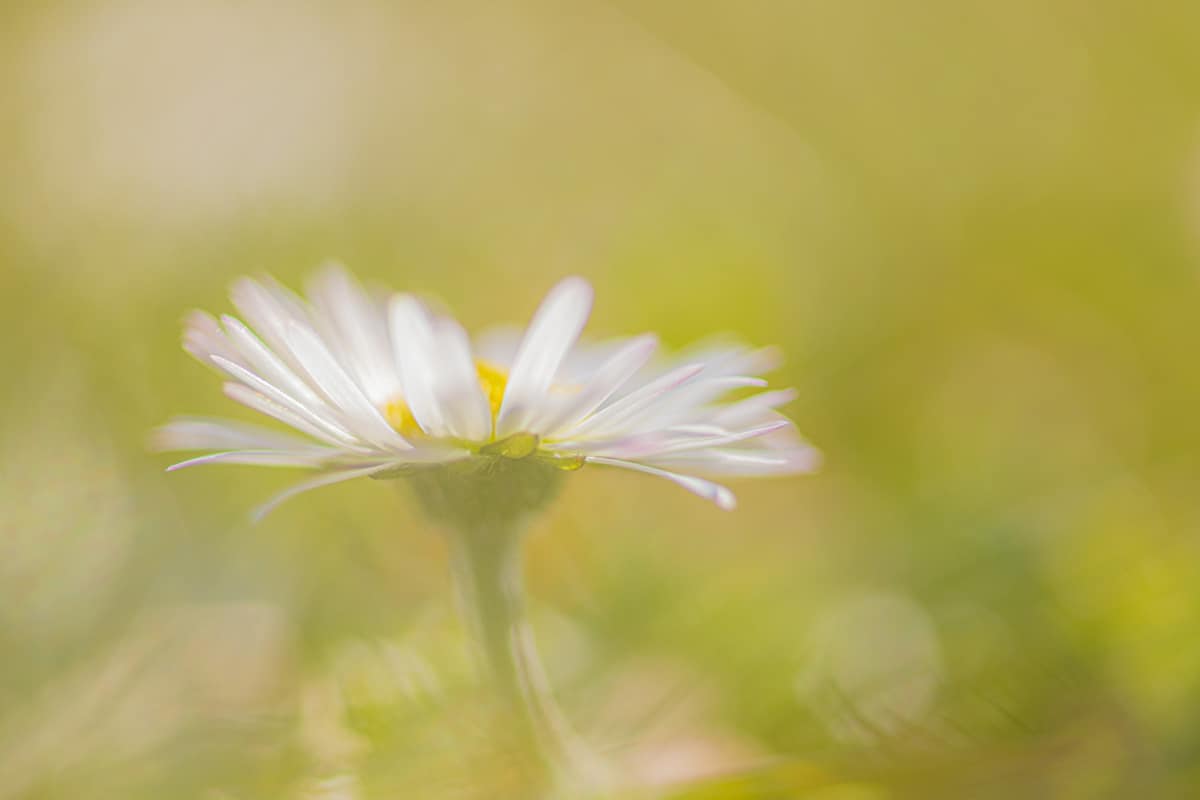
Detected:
left=384, top=360, right=509, bottom=440
left=474, top=360, right=509, bottom=421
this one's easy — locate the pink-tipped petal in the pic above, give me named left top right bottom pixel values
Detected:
left=586, top=456, right=737, bottom=511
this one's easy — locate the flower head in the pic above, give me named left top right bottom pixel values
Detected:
left=155, top=266, right=818, bottom=519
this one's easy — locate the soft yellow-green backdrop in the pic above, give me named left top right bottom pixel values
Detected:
left=3, top=1, right=1200, bottom=798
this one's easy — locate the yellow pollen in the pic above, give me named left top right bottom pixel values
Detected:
left=384, top=397, right=421, bottom=437
left=383, top=360, right=510, bottom=440
left=475, top=360, right=508, bottom=421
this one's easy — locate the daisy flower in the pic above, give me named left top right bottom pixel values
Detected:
left=155, top=266, right=818, bottom=519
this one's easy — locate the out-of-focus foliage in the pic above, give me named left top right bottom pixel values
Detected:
left=3, top=1, right=1200, bottom=797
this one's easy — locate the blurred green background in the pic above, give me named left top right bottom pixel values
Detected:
left=3, top=1, right=1200, bottom=797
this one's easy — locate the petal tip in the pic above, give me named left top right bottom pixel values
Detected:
left=795, top=446, right=823, bottom=473
left=714, top=487, right=738, bottom=511
left=555, top=274, right=595, bottom=296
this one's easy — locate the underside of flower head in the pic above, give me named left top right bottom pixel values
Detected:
left=154, top=265, right=819, bottom=520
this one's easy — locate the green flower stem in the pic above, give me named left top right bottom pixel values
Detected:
left=401, top=454, right=605, bottom=791
left=447, top=519, right=581, bottom=776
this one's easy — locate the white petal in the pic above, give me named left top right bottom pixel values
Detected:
left=710, top=388, right=799, bottom=429
left=228, top=277, right=313, bottom=371
left=649, top=375, right=769, bottom=411
left=251, top=463, right=396, bottom=522
left=166, top=449, right=339, bottom=471
left=734, top=346, right=784, bottom=375
left=753, top=416, right=813, bottom=451
left=152, top=417, right=320, bottom=452
left=586, top=456, right=737, bottom=511
left=630, top=376, right=771, bottom=432
left=432, top=316, right=492, bottom=441
left=671, top=342, right=783, bottom=379
left=388, top=294, right=448, bottom=437
left=545, top=423, right=719, bottom=456
left=563, top=363, right=704, bottom=439
left=640, top=420, right=794, bottom=457
left=655, top=423, right=728, bottom=436
left=698, top=376, right=769, bottom=390
left=183, top=310, right=243, bottom=367
left=307, top=264, right=402, bottom=406
left=221, top=385, right=365, bottom=451
left=496, top=277, right=594, bottom=438
left=647, top=446, right=822, bottom=476
left=557, top=420, right=791, bottom=459
left=536, top=335, right=659, bottom=436
left=387, top=295, right=493, bottom=441
left=553, top=338, right=634, bottom=383
left=213, top=357, right=361, bottom=446
left=282, top=319, right=412, bottom=450
left=220, top=314, right=322, bottom=406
